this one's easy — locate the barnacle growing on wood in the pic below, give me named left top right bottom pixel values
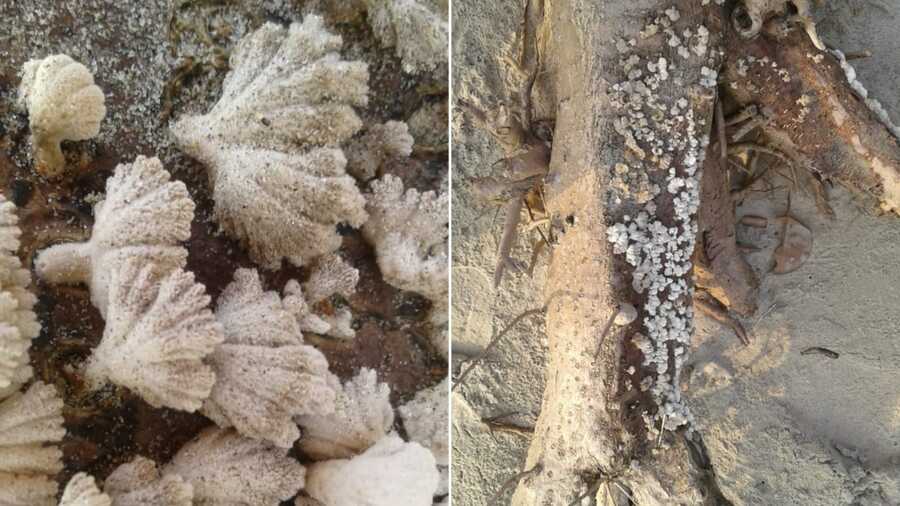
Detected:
left=0, top=382, right=65, bottom=506
left=305, top=433, right=440, bottom=506
left=363, top=174, right=448, bottom=325
left=296, top=368, right=394, bottom=460
left=17, top=54, right=106, bottom=178
left=204, top=268, right=336, bottom=448
left=104, top=457, right=193, bottom=506
left=0, top=198, right=40, bottom=399
left=170, top=16, right=369, bottom=269
left=34, top=156, right=193, bottom=318
left=59, top=473, right=111, bottom=506
left=83, top=257, right=224, bottom=412
left=164, top=427, right=306, bottom=506
left=283, top=254, right=359, bottom=340
left=364, top=0, right=449, bottom=74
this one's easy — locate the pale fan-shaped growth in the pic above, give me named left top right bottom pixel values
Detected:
left=365, top=0, right=448, bottom=74
left=34, top=156, right=193, bottom=318
left=296, top=368, right=394, bottom=460
left=399, top=378, right=448, bottom=495
left=204, top=268, right=336, bottom=448
left=105, top=457, right=193, bottom=506
left=59, top=474, right=111, bottom=506
left=363, top=175, right=448, bottom=325
left=345, top=121, right=414, bottom=181
left=164, top=427, right=305, bottom=506
left=83, top=257, right=223, bottom=412
left=17, top=54, right=106, bottom=177
left=283, top=254, right=359, bottom=339
left=0, top=382, right=66, bottom=506
left=0, top=198, right=40, bottom=399
left=305, top=433, right=440, bottom=506
left=170, top=16, right=369, bottom=269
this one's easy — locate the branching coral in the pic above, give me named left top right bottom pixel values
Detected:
left=363, top=175, right=448, bottom=325
left=83, top=257, right=223, bottom=412
left=17, top=54, right=106, bottom=178
left=105, top=457, right=193, bottom=506
left=283, top=254, right=359, bottom=339
left=398, top=378, right=448, bottom=493
left=164, top=427, right=306, bottom=505
left=0, top=198, right=40, bottom=399
left=34, top=156, right=193, bottom=318
left=305, top=433, right=440, bottom=506
left=364, top=0, right=448, bottom=74
left=59, top=474, right=111, bottom=506
left=170, top=16, right=369, bottom=269
left=345, top=121, right=414, bottom=181
left=0, top=382, right=65, bottom=506
left=296, top=368, right=394, bottom=460
left=204, top=268, right=336, bottom=448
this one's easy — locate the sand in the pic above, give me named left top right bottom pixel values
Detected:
left=451, top=1, right=900, bottom=504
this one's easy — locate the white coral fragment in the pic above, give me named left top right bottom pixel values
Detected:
left=204, top=268, right=336, bottom=448
left=18, top=54, right=106, bottom=177
left=171, top=16, right=369, bottom=269
left=283, top=254, right=359, bottom=339
left=0, top=198, right=40, bottom=398
left=34, top=156, right=193, bottom=318
left=363, top=175, right=448, bottom=325
left=398, top=378, right=448, bottom=496
left=164, top=427, right=305, bottom=506
left=296, top=368, right=394, bottom=460
left=105, top=457, right=193, bottom=506
left=365, top=0, right=449, bottom=74
left=305, top=434, right=440, bottom=506
left=0, top=382, right=66, bottom=506
left=83, top=257, right=224, bottom=412
left=345, top=121, right=414, bottom=181
left=59, top=474, right=111, bottom=506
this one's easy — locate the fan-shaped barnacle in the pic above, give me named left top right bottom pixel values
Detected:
left=364, top=0, right=449, bottom=74
left=0, top=382, right=66, bottom=506
left=164, top=427, right=306, bottom=506
left=305, top=433, right=440, bottom=506
left=345, top=121, right=414, bottom=181
left=0, top=197, right=40, bottom=398
left=59, top=473, right=111, bottom=506
left=17, top=54, right=106, bottom=178
left=283, top=254, right=359, bottom=339
left=362, top=174, right=448, bottom=325
left=34, top=156, right=193, bottom=318
left=296, top=368, right=394, bottom=460
left=203, top=268, right=336, bottom=448
left=398, top=377, right=448, bottom=494
left=170, top=16, right=369, bottom=269
left=104, top=456, right=193, bottom=506
left=82, top=257, right=224, bottom=412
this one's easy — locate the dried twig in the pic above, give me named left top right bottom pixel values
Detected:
left=489, top=463, right=544, bottom=505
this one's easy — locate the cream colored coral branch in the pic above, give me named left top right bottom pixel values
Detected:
left=203, top=268, right=336, bottom=448
left=18, top=54, right=106, bottom=178
left=365, top=0, right=449, bottom=74
left=171, top=16, right=369, bottom=269
left=105, top=457, right=193, bottom=506
left=34, top=156, right=193, bottom=318
left=83, top=257, right=223, bottom=412
left=0, top=382, right=66, bottom=506
left=59, top=474, right=111, bottom=506
left=164, top=427, right=306, bottom=505
left=283, top=254, right=359, bottom=339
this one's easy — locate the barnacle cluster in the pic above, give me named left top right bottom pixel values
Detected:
left=605, top=6, right=718, bottom=431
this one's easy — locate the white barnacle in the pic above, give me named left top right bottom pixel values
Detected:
left=17, top=54, right=106, bottom=178
left=83, top=257, right=224, bottom=412
left=305, top=434, right=440, bottom=506
left=34, top=156, right=193, bottom=318
left=0, top=382, right=65, bottom=506
left=204, top=268, right=336, bottom=448
left=171, top=17, right=369, bottom=269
